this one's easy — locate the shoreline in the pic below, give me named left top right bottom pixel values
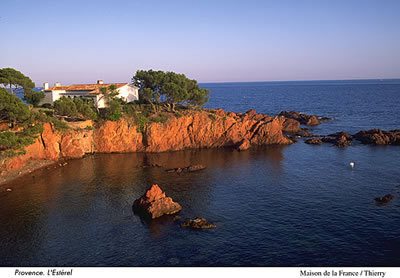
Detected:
left=1, top=108, right=398, bottom=187
left=0, top=159, right=56, bottom=188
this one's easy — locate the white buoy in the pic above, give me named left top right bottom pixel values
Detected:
left=350, top=162, right=355, bottom=168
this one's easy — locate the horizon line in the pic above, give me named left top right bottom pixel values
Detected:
left=198, top=77, right=400, bottom=84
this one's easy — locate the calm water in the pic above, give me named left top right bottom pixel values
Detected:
left=1, top=80, right=400, bottom=266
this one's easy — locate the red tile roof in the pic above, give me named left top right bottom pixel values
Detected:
left=45, top=83, right=129, bottom=94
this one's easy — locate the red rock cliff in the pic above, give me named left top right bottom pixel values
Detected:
left=1, top=110, right=291, bottom=171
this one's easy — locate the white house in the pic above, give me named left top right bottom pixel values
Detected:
left=39, top=80, right=139, bottom=108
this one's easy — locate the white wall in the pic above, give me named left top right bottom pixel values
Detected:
left=117, top=85, right=139, bottom=103
left=37, top=84, right=139, bottom=108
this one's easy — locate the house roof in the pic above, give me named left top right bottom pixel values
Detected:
left=44, top=83, right=129, bottom=93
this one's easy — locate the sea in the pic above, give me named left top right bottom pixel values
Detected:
left=1, top=79, right=400, bottom=266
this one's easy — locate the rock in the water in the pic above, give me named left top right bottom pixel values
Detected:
left=328, top=131, right=353, bottom=140
left=180, top=217, right=216, bottom=229
left=279, top=111, right=327, bottom=126
left=375, top=194, right=394, bottom=205
left=296, top=131, right=316, bottom=137
left=166, top=164, right=206, bottom=173
left=236, top=139, right=251, bottom=151
left=322, top=134, right=351, bottom=147
left=334, top=135, right=351, bottom=147
left=354, top=129, right=400, bottom=145
left=133, top=184, right=182, bottom=219
left=305, top=138, right=323, bottom=145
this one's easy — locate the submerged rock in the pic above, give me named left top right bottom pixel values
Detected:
left=180, top=217, right=216, bottom=229
left=166, top=164, right=206, bottom=173
left=296, top=131, right=317, bottom=138
left=133, top=184, right=182, bottom=219
left=305, top=138, right=323, bottom=145
left=375, top=194, right=394, bottom=205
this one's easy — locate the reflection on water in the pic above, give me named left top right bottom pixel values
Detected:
left=0, top=146, right=286, bottom=266
left=1, top=144, right=400, bottom=266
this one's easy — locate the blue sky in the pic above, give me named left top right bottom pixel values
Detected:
left=1, top=0, right=399, bottom=85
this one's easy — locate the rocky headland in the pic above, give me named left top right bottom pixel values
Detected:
left=0, top=109, right=292, bottom=181
left=1, top=108, right=399, bottom=184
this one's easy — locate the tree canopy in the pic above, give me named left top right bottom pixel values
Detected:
left=54, top=96, right=98, bottom=120
left=24, top=91, right=45, bottom=107
left=0, top=68, right=35, bottom=95
left=0, top=87, right=32, bottom=124
left=132, top=70, right=209, bottom=111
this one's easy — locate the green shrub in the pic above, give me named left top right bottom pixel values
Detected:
left=24, top=91, right=45, bottom=107
left=151, top=113, right=169, bottom=124
left=41, top=103, right=52, bottom=109
left=0, top=124, right=43, bottom=157
left=134, top=114, right=148, bottom=133
left=54, top=97, right=78, bottom=117
left=73, top=97, right=98, bottom=120
left=0, top=87, right=32, bottom=124
left=208, top=113, right=217, bottom=120
left=52, top=119, right=70, bottom=131
left=103, top=99, right=121, bottom=121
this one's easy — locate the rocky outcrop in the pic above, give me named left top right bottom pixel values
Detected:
left=279, top=110, right=327, bottom=126
left=328, top=131, right=353, bottom=140
left=143, top=110, right=289, bottom=152
left=322, top=131, right=352, bottom=147
left=354, top=129, right=400, bottom=145
left=2, top=123, right=92, bottom=169
left=305, top=138, right=322, bottom=145
left=375, top=194, right=394, bottom=205
left=334, top=135, right=351, bottom=147
left=94, top=119, right=144, bottom=153
left=180, top=217, right=216, bottom=229
left=133, top=184, right=182, bottom=219
left=282, top=118, right=301, bottom=133
left=1, top=110, right=292, bottom=173
left=166, top=164, right=206, bottom=173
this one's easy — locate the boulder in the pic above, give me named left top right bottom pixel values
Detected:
left=375, top=194, right=394, bottom=205
left=133, top=184, right=182, bottom=219
left=180, top=217, right=216, bottom=229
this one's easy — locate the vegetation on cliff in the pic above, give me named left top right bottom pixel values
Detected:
left=0, top=88, right=44, bottom=156
left=0, top=67, right=44, bottom=106
left=132, top=70, right=210, bottom=111
left=0, top=68, right=212, bottom=158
